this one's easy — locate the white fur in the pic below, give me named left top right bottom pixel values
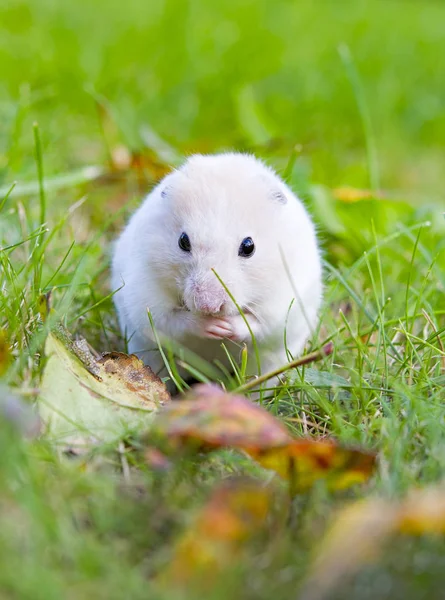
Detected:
left=111, top=152, right=323, bottom=392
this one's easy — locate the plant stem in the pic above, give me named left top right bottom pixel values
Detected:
left=235, top=342, right=334, bottom=394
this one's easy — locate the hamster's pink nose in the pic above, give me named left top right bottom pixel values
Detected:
left=184, top=276, right=229, bottom=315
left=191, top=284, right=227, bottom=315
left=194, top=294, right=226, bottom=315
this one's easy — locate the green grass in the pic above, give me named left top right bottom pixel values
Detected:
left=1, top=0, right=445, bottom=598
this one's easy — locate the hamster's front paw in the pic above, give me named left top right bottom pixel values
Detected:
left=201, top=317, right=234, bottom=340
left=200, top=314, right=259, bottom=342
left=225, top=314, right=256, bottom=342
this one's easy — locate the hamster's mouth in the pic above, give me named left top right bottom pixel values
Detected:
left=174, top=300, right=190, bottom=313
left=174, top=302, right=252, bottom=317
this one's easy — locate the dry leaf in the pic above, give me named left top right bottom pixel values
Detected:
left=149, top=384, right=376, bottom=492
left=158, top=479, right=273, bottom=588
left=149, top=384, right=290, bottom=452
left=254, top=439, right=376, bottom=492
left=95, top=352, right=170, bottom=406
left=38, top=326, right=170, bottom=447
left=300, top=485, right=445, bottom=600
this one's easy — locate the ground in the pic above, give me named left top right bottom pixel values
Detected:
left=0, top=1, right=444, bottom=598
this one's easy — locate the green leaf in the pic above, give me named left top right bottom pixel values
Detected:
left=302, top=368, right=352, bottom=389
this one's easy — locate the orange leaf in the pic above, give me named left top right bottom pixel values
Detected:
left=150, top=384, right=291, bottom=452
left=251, top=438, right=376, bottom=492
left=149, top=384, right=376, bottom=492
left=158, top=479, right=273, bottom=588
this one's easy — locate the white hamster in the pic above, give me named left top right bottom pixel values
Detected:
left=111, top=152, right=323, bottom=392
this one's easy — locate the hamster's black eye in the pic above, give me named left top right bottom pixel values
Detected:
left=238, top=237, right=255, bottom=258
left=178, top=232, right=191, bottom=252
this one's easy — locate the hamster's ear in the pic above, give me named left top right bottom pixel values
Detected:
left=269, top=189, right=288, bottom=204
left=258, top=173, right=288, bottom=204
left=159, top=171, right=177, bottom=199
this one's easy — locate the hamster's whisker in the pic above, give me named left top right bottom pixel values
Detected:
left=243, top=304, right=263, bottom=324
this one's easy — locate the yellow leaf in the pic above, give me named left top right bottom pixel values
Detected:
left=300, top=498, right=396, bottom=600
left=333, top=186, right=377, bottom=203
left=399, top=486, right=445, bottom=534
left=252, top=438, right=376, bottom=492
left=300, top=485, right=445, bottom=600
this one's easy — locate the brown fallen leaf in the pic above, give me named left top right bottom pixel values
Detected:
left=157, top=478, right=274, bottom=589
left=253, top=438, right=376, bottom=493
left=38, top=325, right=170, bottom=446
left=95, top=352, right=170, bottom=406
left=148, top=384, right=376, bottom=493
left=149, top=383, right=291, bottom=452
left=300, top=485, right=445, bottom=600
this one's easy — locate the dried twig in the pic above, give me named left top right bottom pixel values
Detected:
left=235, top=342, right=334, bottom=394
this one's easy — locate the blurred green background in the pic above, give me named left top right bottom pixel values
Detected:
left=1, top=0, right=445, bottom=201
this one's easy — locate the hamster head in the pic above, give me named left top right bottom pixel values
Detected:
left=143, top=153, right=306, bottom=317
